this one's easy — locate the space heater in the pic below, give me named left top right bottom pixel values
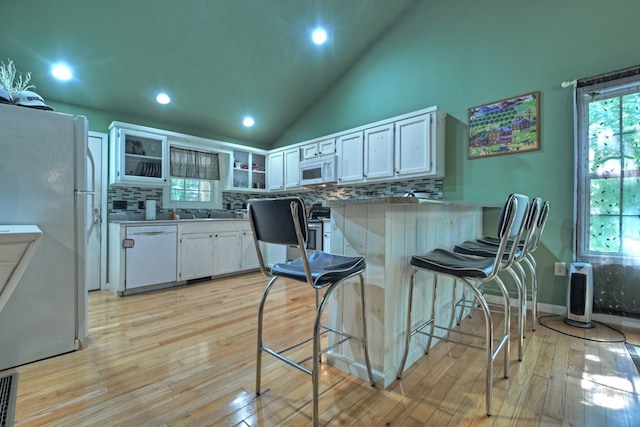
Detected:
left=563, top=262, right=594, bottom=328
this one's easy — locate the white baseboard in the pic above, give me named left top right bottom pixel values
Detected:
left=484, top=295, right=640, bottom=331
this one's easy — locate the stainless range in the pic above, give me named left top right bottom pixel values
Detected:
left=286, top=219, right=323, bottom=261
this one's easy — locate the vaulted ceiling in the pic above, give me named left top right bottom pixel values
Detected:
left=0, top=0, right=418, bottom=146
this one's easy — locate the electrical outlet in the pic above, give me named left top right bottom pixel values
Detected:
left=554, top=262, right=566, bottom=276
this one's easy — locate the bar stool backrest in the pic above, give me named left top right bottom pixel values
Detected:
left=517, top=197, right=542, bottom=261
left=248, top=197, right=308, bottom=246
left=494, top=194, right=530, bottom=270
left=247, top=197, right=309, bottom=278
left=528, top=200, right=550, bottom=253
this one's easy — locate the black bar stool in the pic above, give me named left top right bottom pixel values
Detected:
left=397, top=193, right=529, bottom=416
left=453, top=197, right=542, bottom=361
left=478, top=200, right=550, bottom=330
left=247, top=197, right=375, bottom=427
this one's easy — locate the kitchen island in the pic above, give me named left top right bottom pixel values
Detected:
left=323, top=197, right=483, bottom=387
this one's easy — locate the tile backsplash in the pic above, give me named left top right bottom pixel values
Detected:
left=107, top=177, right=442, bottom=221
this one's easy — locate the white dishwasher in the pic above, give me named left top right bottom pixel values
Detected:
left=125, top=225, right=177, bottom=290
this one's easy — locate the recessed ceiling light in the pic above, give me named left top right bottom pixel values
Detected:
left=243, top=116, right=255, bottom=127
left=156, top=93, right=171, bottom=104
left=51, top=63, right=72, bottom=81
left=311, top=28, right=328, bottom=45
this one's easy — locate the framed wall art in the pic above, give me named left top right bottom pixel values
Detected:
left=467, top=91, right=540, bottom=159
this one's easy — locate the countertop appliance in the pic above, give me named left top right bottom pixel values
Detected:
left=300, top=155, right=337, bottom=186
left=123, top=225, right=177, bottom=292
left=309, top=203, right=331, bottom=220
left=0, top=103, right=91, bottom=371
left=404, top=189, right=432, bottom=198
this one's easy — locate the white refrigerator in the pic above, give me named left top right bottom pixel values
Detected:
left=0, top=103, right=90, bottom=371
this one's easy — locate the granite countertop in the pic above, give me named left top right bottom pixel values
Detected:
left=109, top=218, right=247, bottom=225
left=325, top=196, right=490, bottom=207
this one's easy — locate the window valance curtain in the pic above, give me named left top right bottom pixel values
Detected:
left=170, top=147, right=219, bottom=180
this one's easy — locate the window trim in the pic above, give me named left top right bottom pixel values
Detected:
left=162, top=144, right=227, bottom=210
left=575, top=73, right=640, bottom=264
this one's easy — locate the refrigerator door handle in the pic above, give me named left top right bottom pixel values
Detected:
left=85, top=192, right=96, bottom=243
left=86, top=144, right=96, bottom=193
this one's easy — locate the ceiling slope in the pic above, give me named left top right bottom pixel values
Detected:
left=0, top=0, right=417, bottom=146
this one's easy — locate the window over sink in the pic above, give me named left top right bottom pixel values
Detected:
left=163, top=146, right=223, bottom=209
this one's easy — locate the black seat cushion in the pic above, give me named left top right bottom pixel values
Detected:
left=454, top=240, right=522, bottom=259
left=272, top=250, right=365, bottom=288
left=411, top=248, right=496, bottom=279
left=477, top=235, right=526, bottom=249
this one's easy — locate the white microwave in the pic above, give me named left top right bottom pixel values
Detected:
left=299, top=155, right=337, bottom=185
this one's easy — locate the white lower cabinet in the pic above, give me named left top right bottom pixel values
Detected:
left=180, top=232, right=214, bottom=281
left=240, top=226, right=259, bottom=270
left=180, top=220, right=260, bottom=280
left=110, top=220, right=260, bottom=295
left=212, top=230, right=242, bottom=275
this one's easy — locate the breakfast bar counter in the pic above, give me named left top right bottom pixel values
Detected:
left=323, top=197, right=483, bottom=387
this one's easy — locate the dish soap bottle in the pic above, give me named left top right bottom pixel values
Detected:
left=171, top=209, right=178, bottom=220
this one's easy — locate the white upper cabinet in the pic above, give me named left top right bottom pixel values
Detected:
left=109, top=124, right=168, bottom=186
left=283, top=147, right=301, bottom=189
left=301, top=137, right=336, bottom=159
left=364, top=123, right=394, bottom=180
left=268, top=147, right=300, bottom=191
left=267, top=150, right=284, bottom=191
left=267, top=106, right=445, bottom=189
left=336, top=131, right=364, bottom=184
left=394, top=111, right=445, bottom=178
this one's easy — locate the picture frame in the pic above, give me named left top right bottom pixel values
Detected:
left=467, top=91, right=540, bottom=159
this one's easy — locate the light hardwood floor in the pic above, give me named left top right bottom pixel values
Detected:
left=3, top=272, right=640, bottom=426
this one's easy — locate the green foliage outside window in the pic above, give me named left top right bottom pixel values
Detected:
left=586, top=92, right=640, bottom=255
left=170, top=178, right=212, bottom=202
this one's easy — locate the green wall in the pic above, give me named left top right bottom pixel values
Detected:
left=275, top=0, right=640, bottom=307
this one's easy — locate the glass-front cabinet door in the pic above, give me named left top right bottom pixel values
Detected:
left=109, top=124, right=168, bottom=186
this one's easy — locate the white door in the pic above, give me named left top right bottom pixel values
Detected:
left=87, top=132, right=107, bottom=291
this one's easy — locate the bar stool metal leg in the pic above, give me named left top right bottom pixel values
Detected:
left=256, top=275, right=279, bottom=396
left=396, top=270, right=511, bottom=416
